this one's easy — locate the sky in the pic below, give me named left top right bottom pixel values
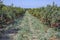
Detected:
left=3, top=0, right=60, bottom=8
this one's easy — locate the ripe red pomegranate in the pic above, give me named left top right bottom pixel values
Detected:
left=51, top=23, right=60, bottom=28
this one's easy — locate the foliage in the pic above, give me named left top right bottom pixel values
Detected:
left=0, top=1, right=60, bottom=40
left=28, top=4, right=60, bottom=27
